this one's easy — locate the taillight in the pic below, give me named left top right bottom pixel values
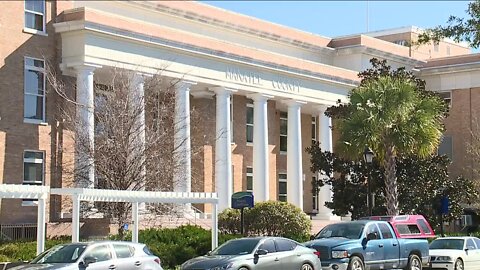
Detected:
left=314, top=251, right=321, bottom=258
left=154, top=258, right=161, bottom=265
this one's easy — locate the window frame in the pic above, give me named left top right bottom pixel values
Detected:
left=279, top=112, right=288, bottom=154
left=246, top=167, right=253, bottom=192
left=311, top=116, right=317, bottom=145
left=22, top=150, right=45, bottom=206
left=438, top=91, right=452, bottom=108
left=230, top=95, right=234, bottom=143
left=24, top=0, right=47, bottom=35
left=312, top=176, right=318, bottom=211
left=246, top=102, right=254, bottom=144
left=24, top=56, right=46, bottom=124
left=278, top=173, right=287, bottom=202
left=437, top=135, right=453, bottom=161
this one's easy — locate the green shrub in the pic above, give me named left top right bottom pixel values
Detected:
left=219, top=201, right=312, bottom=242
left=0, top=238, right=70, bottom=262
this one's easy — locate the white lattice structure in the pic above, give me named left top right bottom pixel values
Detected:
left=50, top=188, right=219, bottom=248
left=0, top=184, right=50, bottom=255
left=0, top=184, right=219, bottom=254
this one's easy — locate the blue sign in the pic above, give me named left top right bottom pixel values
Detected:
left=123, top=223, right=129, bottom=231
left=440, top=196, right=449, bottom=215
left=231, top=192, right=254, bottom=209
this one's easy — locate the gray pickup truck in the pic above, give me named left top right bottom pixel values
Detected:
left=304, top=217, right=432, bottom=270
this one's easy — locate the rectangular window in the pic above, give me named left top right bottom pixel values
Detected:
left=312, top=176, right=318, bottom=211
left=311, top=116, right=317, bottom=145
left=24, top=0, right=45, bottom=33
left=23, top=151, right=44, bottom=206
left=246, top=101, right=254, bottom=144
left=24, top=57, right=46, bottom=123
left=246, top=167, right=253, bottom=192
left=278, top=173, right=287, bottom=202
left=438, top=135, right=453, bottom=161
left=280, top=112, right=288, bottom=152
left=438, top=91, right=452, bottom=107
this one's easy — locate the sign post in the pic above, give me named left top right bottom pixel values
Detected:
left=231, top=192, right=254, bottom=236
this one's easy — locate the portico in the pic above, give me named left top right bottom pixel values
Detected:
left=53, top=1, right=358, bottom=217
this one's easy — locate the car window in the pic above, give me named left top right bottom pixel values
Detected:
left=275, top=239, right=296, bottom=252
left=466, top=239, right=476, bottom=250
left=259, top=239, right=276, bottom=253
left=113, top=244, right=134, bottom=258
left=31, top=244, right=87, bottom=264
left=366, top=224, right=380, bottom=239
left=85, top=245, right=113, bottom=262
left=211, top=238, right=260, bottom=255
left=377, top=223, right=393, bottom=239
left=417, top=219, right=432, bottom=234
left=430, top=239, right=464, bottom=250
left=143, top=245, right=153, bottom=256
left=474, top=238, right=480, bottom=249
left=316, top=223, right=364, bottom=239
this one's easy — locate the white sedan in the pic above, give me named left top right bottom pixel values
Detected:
left=429, top=237, right=480, bottom=270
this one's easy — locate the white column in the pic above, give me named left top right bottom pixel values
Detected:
left=211, top=86, right=233, bottom=212
left=130, top=74, right=146, bottom=211
left=317, top=105, right=338, bottom=220
left=132, top=202, right=139, bottom=243
left=36, top=197, right=46, bottom=255
left=74, top=65, right=96, bottom=188
left=251, top=94, right=272, bottom=202
left=286, top=100, right=304, bottom=210
left=72, top=194, right=80, bottom=242
left=173, top=81, right=196, bottom=194
left=211, top=203, right=218, bottom=249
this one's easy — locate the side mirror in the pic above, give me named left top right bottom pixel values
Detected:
left=81, top=256, right=97, bottom=267
left=255, top=249, right=268, bottom=256
left=310, top=235, right=315, bottom=240
left=366, top=232, right=377, bottom=241
left=206, top=251, right=212, bottom=256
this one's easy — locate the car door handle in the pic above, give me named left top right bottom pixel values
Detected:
left=378, top=244, right=384, bottom=248
left=134, top=261, right=142, bottom=266
left=274, top=258, right=280, bottom=262
left=108, top=265, right=116, bottom=270
left=393, top=243, right=398, bottom=246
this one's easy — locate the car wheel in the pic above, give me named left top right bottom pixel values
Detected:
left=238, top=267, right=249, bottom=270
left=347, top=256, right=364, bottom=270
left=405, top=254, right=422, bottom=270
left=454, top=258, right=464, bottom=270
left=301, top=263, right=313, bottom=270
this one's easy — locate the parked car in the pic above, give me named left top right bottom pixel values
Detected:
left=304, top=215, right=434, bottom=270
left=9, top=241, right=163, bottom=270
left=429, top=236, right=480, bottom=270
left=181, top=236, right=321, bottom=270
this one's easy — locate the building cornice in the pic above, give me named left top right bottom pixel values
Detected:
left=54, top=19, right=359, bottom=88
left=335, top=45, right=426, bottom=67
left=418, top=61, right=480, bottom=76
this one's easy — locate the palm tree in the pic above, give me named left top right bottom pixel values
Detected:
left=336, top=75, right=446, bottom=215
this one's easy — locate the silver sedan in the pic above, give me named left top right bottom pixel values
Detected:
left=181, top=237, right=321, bottom=270
left=9, top=241, right=163, bottom=270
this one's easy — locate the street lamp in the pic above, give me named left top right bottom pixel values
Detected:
left=363, top=147, right=374, bottom=216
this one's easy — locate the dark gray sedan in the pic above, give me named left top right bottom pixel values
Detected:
left=181, top=237, right=321, bottom=270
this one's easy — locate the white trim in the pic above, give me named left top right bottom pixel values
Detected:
left=24, top=0, right=46, bottom=35
left=230, top=95, right=234, bottom=143
left=23, top=118, right=48, bottom=125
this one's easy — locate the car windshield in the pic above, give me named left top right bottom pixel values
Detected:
left=210, top=238, right=260, bottom=256
left=316, top=223, right=364, bottom=239
left=430, top=239, right=465, bottom=250
left=31, top=244, right=88, bottom=264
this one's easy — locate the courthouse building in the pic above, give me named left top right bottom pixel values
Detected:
left=0, top=0, right=479, bottom=228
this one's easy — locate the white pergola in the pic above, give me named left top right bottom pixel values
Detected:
left=50, top=188, right=219, bottom=248
left=0, top=184, right=50, bottom=255
left=0, top=184, right=219, bottom=255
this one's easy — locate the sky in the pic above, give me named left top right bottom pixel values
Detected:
left=203, top=1, right=471, bottom=39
